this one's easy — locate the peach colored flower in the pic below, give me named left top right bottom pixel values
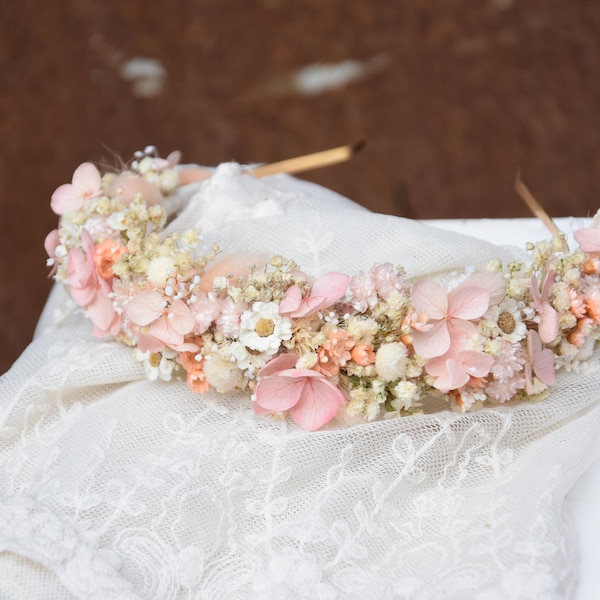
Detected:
left=568, top=317, right=593, bottom=348
left=93, top=238, right=127, bottom=280
left=187, top=368, right=210, bottom=393
left=568, top=288, right=587, bottom=319
left=316, top=330, right=355, bottom=376
left=351, top=343, right=375, bottom=366
left=586, top=289, right=600, bottom=324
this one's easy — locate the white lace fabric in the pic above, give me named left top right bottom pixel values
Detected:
left=1, top=166, right=600, bottom=599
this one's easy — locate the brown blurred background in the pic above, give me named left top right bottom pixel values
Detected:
left=2, top=0, right=600, bottom=374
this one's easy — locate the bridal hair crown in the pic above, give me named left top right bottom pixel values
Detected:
left=45, top=146, right=600, bottom=430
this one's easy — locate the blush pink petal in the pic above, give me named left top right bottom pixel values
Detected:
left=258, top=354, right=299, bottom=377
left=411, top=280, right=448, bottom=319
left=526, top=330, right=556, bottom=390
left=279, top=285, right=303, bottom=315
left=447, top=286, right=489, bottom=320
left=44, top=229, right=60, bottom=257
left=254, top=376, right=306, bottom=412
left=149, top=317, right=185, bottom=347
left=289, top=377, right=346, bottom=431
left=168, top=299, right=195, bottom=334
left=280, top=272, right=349, bottom=318
left=51, top=163, right=102, bottom=215
left=575, top=227, right=600, bottom=253
left=427, top=358, right=470, bottom=392
left=107, top=173, right=162, bottom=206
left=411, top=320, right=450, bottom=358
left=460, top=350, right=495, bottom=377
left=126, top=291, right=165, bottom=326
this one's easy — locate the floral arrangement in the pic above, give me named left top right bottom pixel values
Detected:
left=45, top=147, right=600, bottom=430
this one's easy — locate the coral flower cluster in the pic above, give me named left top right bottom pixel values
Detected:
left=46, top=148, right=600, bottom=430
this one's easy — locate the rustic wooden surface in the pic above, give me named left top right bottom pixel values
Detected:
left=2, top=1, right=600, bottom=373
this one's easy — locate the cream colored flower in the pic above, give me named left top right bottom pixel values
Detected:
left=375, top=342, right=408, bottom=382
left=203, top=355, right=244, bottom=393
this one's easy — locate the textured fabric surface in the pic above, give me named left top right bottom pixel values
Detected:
left=1, top=170, right=599, bottom=599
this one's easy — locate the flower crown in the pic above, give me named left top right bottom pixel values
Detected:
left=45, top=147, right=600, bottom=430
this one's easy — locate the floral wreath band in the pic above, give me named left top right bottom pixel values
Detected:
left=45, top=146, right=600, bottom=430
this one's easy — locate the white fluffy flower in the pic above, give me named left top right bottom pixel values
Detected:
left=134, top=348, right=177, bottom=381
left=203, top=355, right=244, bottom=393
left=228, top=341, right=269, bottom=375
left=375, top=342, right=408, bottom=382
left=238, top=302, right=292, bottom=354
left=146, top=256, right=176, bottom=287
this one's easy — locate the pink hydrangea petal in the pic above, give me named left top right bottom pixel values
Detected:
left=289, top=377, right=346, bottom=431
left=137, top=333, right=166, bottom=353
left=67, top=247, right=95, bottom=290
left=50, top=183, right=80, bottom=215
left=574, top=227, right=600, bottom=253
left=169, top=299, right=196, bottom=334
left=279, top=285, right=303, bottom=315
left=411, top=320, right=450, bottom=358
left=431, top=359, right=469, bottom=392
left=258, top=354, right=299, bottom=378
left=150, top=316, right=184, bottom=347
left=411, top=279, right=448, bottom=320
left=254, top=376, right=305, bottom=412
left=538, top=303, right=559, bottom=343
left=87, top=288, right=117, bottom=331
left=447, top=286, right=489, bottom=320
left=459, top=350, right=494, bottom=378
left=309, top=272, right=350, bottom=306
left=72, top=162, right=101, bottom=190
left=44, top=229, right=60, bottom=257
left=126, top=290, right=165, bottom=326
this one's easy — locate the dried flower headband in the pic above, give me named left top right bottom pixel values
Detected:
left=45, top=146, right=600, bottom=430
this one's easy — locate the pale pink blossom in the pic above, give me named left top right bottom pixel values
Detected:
left=126, top=290, right=195, bottom=351
left=254, top=354, right=346, bottom=431
left=485, top=373, right=526, bottom=403
left=216, top=297, right=248, bottom=338
left=67, top=229, right=121, bottom=336
left=370, top=262, right=404, bottom=299
left=348, top=271, right=378, bottom=312
left=410, top=279, right=490, bottom=358
left=530, top=272, right=559, bottom=343
left=574, top=225, right=600, bottom=254
left=188, top=291, right=221, bottom=333
left=51, top=163, right=102, bottom=215
left=279, top=272, right=349, bottom=319
left=524, top=330, right=556, bottom=394
left=489, top=338, right=525, bottom=382
left=425, top=329, right=494, bottom=393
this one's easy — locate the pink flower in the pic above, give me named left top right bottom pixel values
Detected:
left=67, top=229, right=121, bottom=336
left=51, top=163, right=102, bottom=215
left=530, top=272, right=559, bottom=343
left=410, top=279, right=490, bottom=358
left=254, top=354, right=346, bottom=431
left=279, top=272, right=349, bottom=319
left=424, top=329, right=494, bottom=392
left=315, top=329, right=355, bottom=376
left=348, top=271, right=378, bottom=312
left=216, top=297, right=248, bottom=338
left=188, top=291, right=221, bottom=334
left=126, top=290, right=195, bottom=351
left=524, top=330, right=556, bottom=394
left=574, top=225, right=600, bottom=254
left=370, top=262, right=404, bottom=300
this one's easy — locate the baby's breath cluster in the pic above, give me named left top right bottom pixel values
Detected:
left=46, top=149, right=600, bottom=430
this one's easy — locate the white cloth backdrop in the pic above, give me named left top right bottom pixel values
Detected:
left=1, top=166, right=599, bottom=599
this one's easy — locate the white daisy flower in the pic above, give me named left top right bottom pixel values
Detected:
left=238, top=302, right=292, bottom=355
